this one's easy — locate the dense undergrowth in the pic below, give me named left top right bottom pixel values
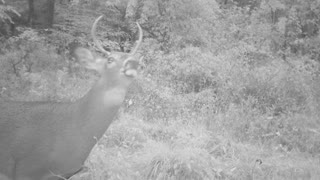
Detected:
left=1, top=1, right=320, bottom=179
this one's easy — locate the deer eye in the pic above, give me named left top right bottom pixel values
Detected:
left=107, top=57, right=115, bottom=63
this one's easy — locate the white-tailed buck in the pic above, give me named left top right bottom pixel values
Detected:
left=0, top=15, right=143, bottom=180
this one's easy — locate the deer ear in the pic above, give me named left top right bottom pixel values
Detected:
left=74, top=48, right=104, bottom=72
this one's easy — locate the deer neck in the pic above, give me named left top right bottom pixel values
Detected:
left=74, top=77, right=128, bottom=141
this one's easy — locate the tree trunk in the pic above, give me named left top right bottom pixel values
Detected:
left=32, top=0, right=55, bottom=27
left=5, top=0, right=55, bottom=28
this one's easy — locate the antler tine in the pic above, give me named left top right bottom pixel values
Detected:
left=130, top=22, right=143, bottom=56
left=91, top=15, right=111, bottom=56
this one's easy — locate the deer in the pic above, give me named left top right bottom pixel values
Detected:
left=0, top=15, right=143, bottom=180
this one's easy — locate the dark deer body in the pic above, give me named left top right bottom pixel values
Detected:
left=0, top=15, right=143, bottom=180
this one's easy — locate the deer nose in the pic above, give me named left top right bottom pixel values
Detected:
left=122, top=60, right=140, bottom=77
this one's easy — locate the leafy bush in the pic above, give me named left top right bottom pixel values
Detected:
left=0, top=0, right=20, bottom=36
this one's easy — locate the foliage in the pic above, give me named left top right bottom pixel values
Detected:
left=0, top=0, right=20, bottom=24
left=0, top=26, right=92, bottom=100
left=0, top=0, right=20, bottom=37
left=140, top=0, right=219, bottom=51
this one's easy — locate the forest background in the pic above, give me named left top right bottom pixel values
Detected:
left=1, top=0, right=320, bottom=179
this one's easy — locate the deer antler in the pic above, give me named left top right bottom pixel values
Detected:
left=91, top=15, right=111, bottom=56
left=130, top=22, right=143, bottom=56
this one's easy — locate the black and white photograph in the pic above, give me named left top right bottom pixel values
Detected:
left=0, top=0, right=319, bottom=179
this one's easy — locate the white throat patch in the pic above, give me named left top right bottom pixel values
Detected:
left=103, top=88, right=126, bottom=106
